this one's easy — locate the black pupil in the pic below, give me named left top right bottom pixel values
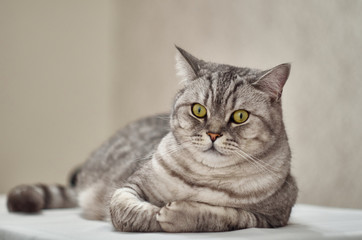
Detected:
left=233, top=112, right=243, bottom=122
left=198, top=107, right=202, bottom=114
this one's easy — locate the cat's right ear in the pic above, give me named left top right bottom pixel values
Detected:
left=175, top=46, right=202, bottom=82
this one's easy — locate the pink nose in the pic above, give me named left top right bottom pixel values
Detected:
left=207, top=132, right=222, bottom=142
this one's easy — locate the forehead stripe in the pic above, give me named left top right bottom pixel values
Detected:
left=203, top=80, right=211, bottom=105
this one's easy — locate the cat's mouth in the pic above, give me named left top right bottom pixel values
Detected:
left=205, top=145, right=224, bottom=156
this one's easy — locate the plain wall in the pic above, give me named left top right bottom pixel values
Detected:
left=1, top=0, right=361, bottom=209
left=0, top=0, right=113, bottom=189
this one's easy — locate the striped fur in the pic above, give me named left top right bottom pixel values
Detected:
left=7, top=184, right=77, bottom=213
left=109, top=48, right=297, bottom=232
left=7, top=47, right=297, bottom=232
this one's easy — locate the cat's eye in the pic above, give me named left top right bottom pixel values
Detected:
left=192, top=103, right=207, bottom=118
left=231, top=110, right=249, bottom=124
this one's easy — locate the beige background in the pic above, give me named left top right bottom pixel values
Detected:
left=1, top=0, right=362, bottom=209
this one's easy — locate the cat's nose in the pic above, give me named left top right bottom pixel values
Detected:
left=207, top=132, right=223, bottom=142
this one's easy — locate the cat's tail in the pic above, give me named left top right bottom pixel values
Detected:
left=7, top=183, right=78, bottom=213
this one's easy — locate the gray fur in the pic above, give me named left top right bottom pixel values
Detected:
left=7, top=47, right=297, bottom=232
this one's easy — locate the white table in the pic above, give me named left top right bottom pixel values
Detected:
left=1, top=196, right=361, bottom=240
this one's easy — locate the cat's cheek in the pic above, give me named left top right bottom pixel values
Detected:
left=239, top=123, right=271, bottom=142
left=238, top=125, right=257, bottom=139
left=177, top=116, right=194, bottom=130
left=240, top=140, right=262, bottom=154
left=171, top=118, right=187, bottom=132
left=241, top=135, right=273, bottom=155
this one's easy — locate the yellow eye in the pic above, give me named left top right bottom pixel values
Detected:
left=192, top=103, right=207, bottom=118
left=231, top=110, right=249, bottom=124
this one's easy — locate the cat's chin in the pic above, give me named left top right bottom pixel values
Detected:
left=191, top=148, right=237, bottom=168
left=199, top=156, right=237, bottom=168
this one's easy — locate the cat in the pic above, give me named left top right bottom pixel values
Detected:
left=7, top=46, right=298, bottom=232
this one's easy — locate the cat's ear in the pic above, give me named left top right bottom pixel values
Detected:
left=253, top=63, right=291, bottom=101
left=175, top=46, right=202, bottom=82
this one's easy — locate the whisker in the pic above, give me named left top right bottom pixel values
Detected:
left=234, top=151, right=284, bottom=189
left=232, top=145, right=281, bottom=172
left=236, top=150, right=280, bottom=176
left=234, top=149, right=297, bottom=190
left=234, top=151, right=270, bottom=174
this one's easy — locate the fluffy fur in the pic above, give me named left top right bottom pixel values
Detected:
left=7, top=47, right=297, bottom=232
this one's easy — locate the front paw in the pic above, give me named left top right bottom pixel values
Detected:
left=156, top=201, right=196, bottom=232
left=110, top=203, right=162, bottom=232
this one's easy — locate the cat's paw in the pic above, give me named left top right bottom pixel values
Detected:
left=156, top=201, right=196, bottom=232
left=110, top=195, right=162, bottom=232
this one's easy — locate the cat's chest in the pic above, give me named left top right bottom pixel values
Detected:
left=148, top=142, right=278, bottom=207
left=151, top=167, right=274, bottom=207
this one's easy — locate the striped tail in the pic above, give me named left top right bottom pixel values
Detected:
left=7, top=184, right=78, bottom=213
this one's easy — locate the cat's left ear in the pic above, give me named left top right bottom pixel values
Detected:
left=175, top=46, right=203, bottom=82
left=253, top=63, right=291, bottom=101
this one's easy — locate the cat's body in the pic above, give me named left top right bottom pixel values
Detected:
left=7, top=47, right=297, bottom=232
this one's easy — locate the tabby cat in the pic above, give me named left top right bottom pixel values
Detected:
left=7, top=46, right=297, bottom=232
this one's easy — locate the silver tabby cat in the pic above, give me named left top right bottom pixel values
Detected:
left=7, top=47, right=297, bottom=232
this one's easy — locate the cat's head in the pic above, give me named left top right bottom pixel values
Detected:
left=171, top=47, right=291, bottom=168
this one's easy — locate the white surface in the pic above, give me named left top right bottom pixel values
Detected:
left=1, top=195, right=362, bottom=240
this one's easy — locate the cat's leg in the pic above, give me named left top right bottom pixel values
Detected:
left=109, top=187, right=162, bottom=232
left=156, top=201, right=274, bottom=232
